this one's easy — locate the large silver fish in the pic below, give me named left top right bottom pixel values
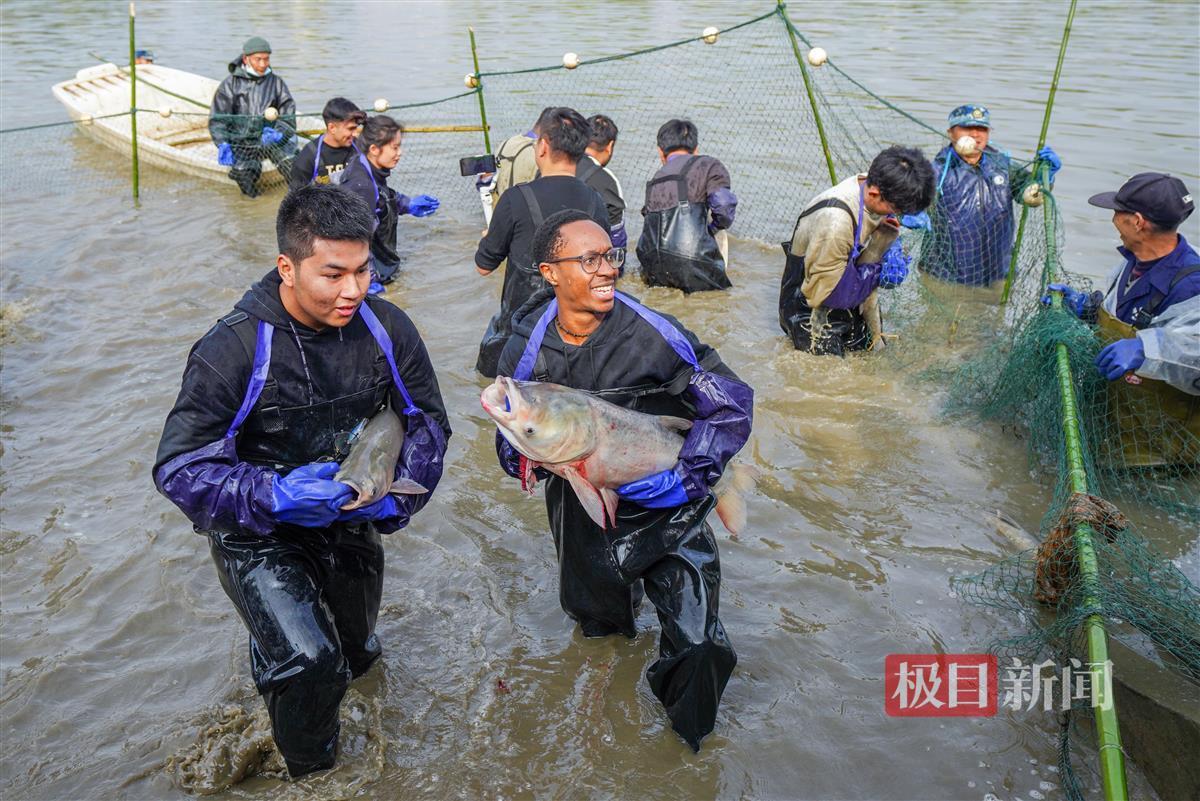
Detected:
left=335, top=406, right=427, bottom=510
left=480, top=376, right=752, bottom=534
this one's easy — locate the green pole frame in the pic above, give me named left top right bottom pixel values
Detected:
left=1001, top=0, right=1077, bottom=303
left=775, top=1, right=836, bottom=185
left=128, top=1, right=140, bottom=202
left=468, top=27, right=491, bottom=153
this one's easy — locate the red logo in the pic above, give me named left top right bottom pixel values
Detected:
left=885, top=653, right=998, bottom=717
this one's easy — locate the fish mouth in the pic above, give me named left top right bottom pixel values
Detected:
left=480, top=375, right=519, bottom=422
left=338, top=479, right=367, bottom=510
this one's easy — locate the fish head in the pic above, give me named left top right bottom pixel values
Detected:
left=480, top=377, right=597, bottom=465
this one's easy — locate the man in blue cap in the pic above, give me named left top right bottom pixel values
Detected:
left=914, top=104, right=1062, bottom=286
left=209, top=36, right=296, bottom=197
left=1046, top=172, right=1199, bottom=465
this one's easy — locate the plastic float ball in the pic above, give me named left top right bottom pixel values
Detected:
left=702, top=26, right=719, bottom=44
left=954, top=135, right=979, bottom=158
left=807, top=47, right=827, bottom=66
left=263, top=106, right=279, bottom=122
left=562, top=52, right=580, bottom=69
left=374, top=98, right=389, bottom=113
left=464, top=73, right=479, bottom=89
left=158, top=106, right=172, bottom=118
left=1022, top=182, right=1045, bottom=207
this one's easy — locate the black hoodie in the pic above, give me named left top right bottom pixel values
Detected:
left=154, top=271, right=449, bottom=474
left=208, top=57, right=296, bottom=146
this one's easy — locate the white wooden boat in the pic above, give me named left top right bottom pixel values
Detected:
left=51, top=63, right=320, bottom=188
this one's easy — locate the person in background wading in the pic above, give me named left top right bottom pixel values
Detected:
left=779, top=145, right=935, bottom=356
left=578, top=114, right=627, bottom=248
left=153, top=185, right=450, bottom=778
left=338, top=115, right=440, bottom=294
left=494, top=208, right=753, bottom=752
left=636, top=118, right=738, bottom=292
left=208, top=36, right=296, bottom=198
left=473, top=107, right=609, bottom=378
left=288, top=97, right=367, bottom=189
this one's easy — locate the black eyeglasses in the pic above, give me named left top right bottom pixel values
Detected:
left=545, top=247, right=626, bottom=274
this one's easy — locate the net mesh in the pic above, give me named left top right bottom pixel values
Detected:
left=5, top=5, right=1199, bottom=794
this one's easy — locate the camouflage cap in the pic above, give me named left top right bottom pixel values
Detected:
left=947, top=104, right=990, bottom=129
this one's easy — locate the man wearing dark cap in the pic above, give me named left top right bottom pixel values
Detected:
left=918, top=104, right=1062, bottom=286
left=289, top=97, right=366, bottom=189
left=209, top=36, right=296, bottom=197
left=1048, top=172, right=1199, bottom=465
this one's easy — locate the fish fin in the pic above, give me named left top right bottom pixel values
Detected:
left=713, top=463, right=757, bottom=536
left=561, top=466, right=609, bottom=529
left=599, top=487, right=620, bottom=530
left=389, top=478, right=429, bottom=495
left=657, top=415, right=693, bottom=433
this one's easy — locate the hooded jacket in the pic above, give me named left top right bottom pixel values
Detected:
left=495, top=287, right=753, bottom=501
left=153, top=270, right=450, bottom=536
left=339, top=155, right=411, bottom=271
left=208, top=56, right=296, bottom=146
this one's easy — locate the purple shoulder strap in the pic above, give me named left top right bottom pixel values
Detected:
left=514, top=300, right=558, bottom=381
left=615, top=292, right=700, bottom=372
left=311, top=135, right=324, bottom=182
left=357, top=301, right=419, bottom=414
left=225, top=320, right=274, bottom=439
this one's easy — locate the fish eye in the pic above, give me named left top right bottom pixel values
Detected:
left=524, top=427, right=535, bottom=436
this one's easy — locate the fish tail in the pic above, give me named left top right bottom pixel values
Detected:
left=714, top=464, right=756, bottom=536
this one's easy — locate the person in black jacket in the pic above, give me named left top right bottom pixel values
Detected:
left=579, top=114, right=627, bottom=248
left=338, top=115, right=439, bottom=292
left=473, top=106, right=609, bottom=377
left=208, top=37, right=297, bottom=197
left=153, top=185, right=450, bottom=778
left=492, top=208, right=753, bottom=751
left=288, top=97, right=366, bottom=189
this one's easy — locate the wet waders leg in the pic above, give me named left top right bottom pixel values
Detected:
left=208, top=531, right=351, bottom=778
left=229, top=142, right=263, bottom=197
left=641, top=522, right=736, bottom=752
left=320, top=525, right=386, bottom=677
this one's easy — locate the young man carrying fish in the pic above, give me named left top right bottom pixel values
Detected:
left=488, top=208, right=754, bottom=752
left=153, top=184, right=450, bottom=778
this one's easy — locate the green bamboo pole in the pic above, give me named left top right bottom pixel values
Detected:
left=775, top=1, right=836, bottom=185
left=468, top=27, right=491, bottom=153
left=1001, top=0, right=1077, bottom=303
left=128, top=1, right=140, bottom=202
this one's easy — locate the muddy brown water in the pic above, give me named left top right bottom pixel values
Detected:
left=2, top=1, right=1197, bottom=799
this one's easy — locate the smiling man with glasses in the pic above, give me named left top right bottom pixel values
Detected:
left=491, top=208, right=754, bottom=752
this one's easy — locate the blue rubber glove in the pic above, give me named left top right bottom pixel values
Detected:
left=367, top=281, right=385, bottom=295
left=878, top=240, right=911, bottom=289
left=900, top=211, right=931, bottom=231
left=270, top=462, right=354, bottom=528
left=337, top=494, right=398, bottom=524
left=1041, top=282, right=1090, bottom=317
left=407, top=194, right=440, bottom=217
left=616, top=468, right=689, bottom=509
left=1036, top=145, right=1062, bottom=180
left=1095, top=338, right=1145, bottom=381
left=260, top=125, right=284, bottom=146
left=217, top=142, right=234, bottom=166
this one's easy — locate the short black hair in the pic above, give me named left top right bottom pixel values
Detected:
left=277, top=184, right=374, bottom=263
left=656, top=119, right=698, bottom=154
left=322, top=96, right=365, bottom=125
left=587, top=114, right=618, bottom=149
left=532, top=208, right=596, bottom=266
left=866, top=145, right=936, bottom=215
left=534, top=107, right=591, bottom=161
left=359, top=114, right=403, bottom=151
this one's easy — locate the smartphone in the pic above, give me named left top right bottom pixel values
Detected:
left=459, top=154, right=497, bottom=176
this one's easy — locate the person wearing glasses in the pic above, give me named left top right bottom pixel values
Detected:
left=779, top=145, right=935, bottom=356
left=288, top=97, right=367, bottom=189
left=492, top=209, right=754, bottom=752
left=473, top=107, right=610, bottom=378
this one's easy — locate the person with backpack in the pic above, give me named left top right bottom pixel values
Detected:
left=577, top=114, right=627, bottom=248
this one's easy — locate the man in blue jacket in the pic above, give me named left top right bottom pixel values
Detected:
left=153, top=185, right=450, bottom=777
left=919, top=104, right=1062, bottom=286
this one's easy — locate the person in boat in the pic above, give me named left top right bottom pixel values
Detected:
left=288, top=97, right=367, bottom=189
left=1045, top=172, right=1199, bottom=466
left=153, top=184, right=450, bottom=779
left=779, top=145, right=934, bottom=356
left=918, top=104, right=1062, bottom=286
left=337, top=115, right=440, bottom=293
left=579, top=114, right=627, bottom=248
left=134, top=49, right=154, bottom=65
left=493, top=208, right=753, bottom=752
left=473, top=107, right=609, bottom=377
left=636, top=119, right=738, bottom=292
left=208, top=36, right=297, bottom=198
